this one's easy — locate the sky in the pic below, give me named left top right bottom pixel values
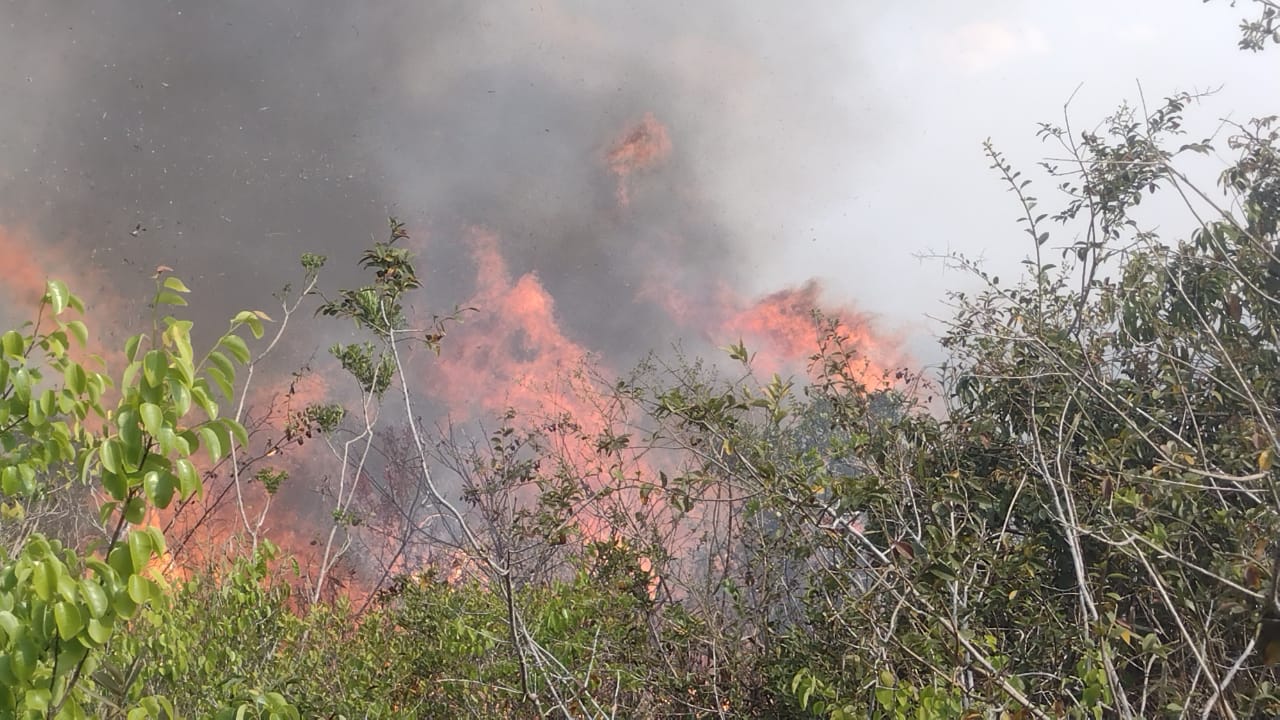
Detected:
left=750, top=2, right=1278, bottom=351
left=0, top=0, right=1276, bottom=375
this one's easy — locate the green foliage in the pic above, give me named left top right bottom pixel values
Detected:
left=758, top=91, right=1280, bottom=717
left=327, top=342, right=395, bottom=399
left=316, top=217, right=417, bottom=334
left=124, top=561, right=656, bottom=718
left=125, top=542, right=300, bottom=718
left=251, top=468, right=288, bottom=496
left=1208, top=0, right=1280, bottom=50
left=0, top=274, right=261, bottom=717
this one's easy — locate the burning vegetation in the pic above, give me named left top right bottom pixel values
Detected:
left=4, top=3, right=1280, bottom=718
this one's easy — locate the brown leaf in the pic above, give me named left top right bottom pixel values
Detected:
left=1246, top=565, right=1262, bottom=589
left=1265, top=638, right=1280, bottom=666
left=891, top=540, right=915, bottom=560
left=1260, top=616, right=1280, bottom=665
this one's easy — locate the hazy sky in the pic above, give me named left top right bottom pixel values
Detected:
left=0, top=1, right=1276, bottom=370
left=740, top=2, right=1277, bottom=356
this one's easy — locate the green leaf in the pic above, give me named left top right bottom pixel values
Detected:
left=154, top=290, right=188, bottom=307
left=212, top=420, right=233, bottom=457
left=175, top=459, right=200, bottom=499
left=122, top=359, right=142, bottom=390
left=125, top=334, right=144, bottom=363
left=27, top=395, right=46, bottom=427
left=1, top=330, right=23, bottom=358
left=80, top=579, right=109, bottom=619
left=108, top=545, right=134, bottom=578
left=145, top=526, right=166, bottom=558
left=53, top=637, right=88, bottom=682
left=168, top=318, right=194, bottom=364
left=177, top=430, right=197, bottom=457
left=140, top=402, right=164, bottom=437
left=220, top=334, right=251, bottom=364
left=23, top=687, right=49, bottom=713
left=142, top=350, right=167, bottom=388
left=123, top=496, right=146, bottom=523
left=163, top=276, right=192, bottom=293
left=198, top=425, right=223, bottom=462
left=127, top=532, right=153, bottom=578
left=192, top=383, right=219, bottom=419
left=155, top=426, right=176, bottom=456
left=100, top=439, right=123, bottom=475
left=32, top=561, right=54, bottom=601
left=64, top=362, right=87, bottom=395
left=169, top=379, right=191, bottom=417
left=12, top=366, right=29, bottom=401
left=117, top=410, right=144, bottom=472
left=207, top=365, right=235, bottom=401
left=226, top=418, right=249, bottom=448
left=102, top=471, right=126, bottom=502
left=208, top=351, right=237, bottom=385
left=53, top=601, right=84, bottom=640
left=232, top=310, right=267, bottom=340
left=112, top=581, right=138, bottom=617
left=66, top=319, right=88, bottom=347
left=170, top=354, right=194, bottom=388
left=0, top=611, right=20, bottom=641
left=144, top=470, right=176, bottom=509
left=127, top=574, right=149, bottom=605
left=86, top=617, right=112, bottom=645
left=56, top=571, right=77, bottom=602
left=46, top=279, right=70, bottom=315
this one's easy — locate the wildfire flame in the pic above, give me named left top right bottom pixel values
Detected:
left=0, top=111, right=906, bottom=599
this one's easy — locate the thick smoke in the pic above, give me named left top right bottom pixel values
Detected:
left=0, top=0, right=891, bottom=576
left=0, top=0, right=875, bottom=361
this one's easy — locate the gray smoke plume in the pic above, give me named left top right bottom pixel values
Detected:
left=1, top=1, right=876, bottom=361
left=0, top=0, right=885, bottom=569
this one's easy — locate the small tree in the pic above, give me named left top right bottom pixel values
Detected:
left=0, top=273, right=270, bottom=717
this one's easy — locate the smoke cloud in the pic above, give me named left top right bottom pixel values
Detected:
left=1, top=0, right=882, bottom=357
left=1, top=1, right=898, bottom=572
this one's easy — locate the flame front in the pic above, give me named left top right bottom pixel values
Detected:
left=0, top=112, right=906, bottom=598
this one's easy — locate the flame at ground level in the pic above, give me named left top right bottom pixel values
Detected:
left=0, top=109, right=908, bottom=601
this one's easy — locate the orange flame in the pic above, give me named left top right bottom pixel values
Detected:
left=606, top=113, right=672, bottom=207
left=430, top=228, right=595, bottom=421
left=0, top=103, right=909, bottom=604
